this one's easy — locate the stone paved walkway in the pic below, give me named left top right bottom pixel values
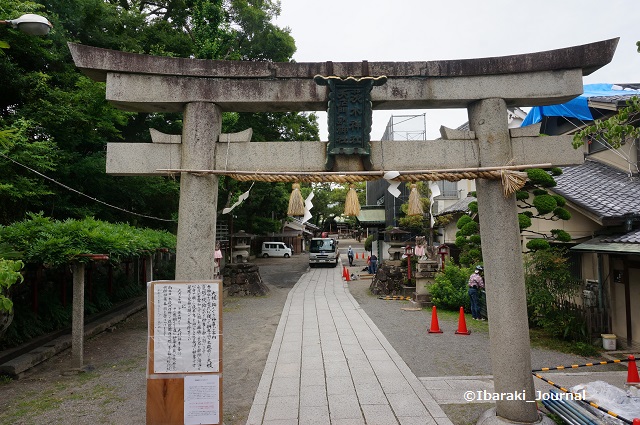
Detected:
left=247, top=263, right=453, bottom=425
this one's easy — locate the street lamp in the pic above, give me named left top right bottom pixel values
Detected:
left=0, top=14, right=52, bottom=36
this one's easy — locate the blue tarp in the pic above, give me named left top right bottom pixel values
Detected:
left=521, top=83, right=640, bottom=127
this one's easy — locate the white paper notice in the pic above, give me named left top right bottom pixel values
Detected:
left=153, top=282, right=220, bottom=373
left=184, top=374, right=220, bottom=425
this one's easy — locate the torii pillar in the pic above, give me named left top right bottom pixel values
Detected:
left=470, top=99, right=539, bottom=423
left=175, top=102, right=221, bottom=280
left=68, top=38, right=619, bottom=425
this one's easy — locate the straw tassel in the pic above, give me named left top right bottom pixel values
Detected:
left=500, top=170, right=528, bottom=197
left=407, top=183, right=424, bottom=216
left=344, top=184, right=361, bottom=216
left=287, top=183, right=305, bottom=216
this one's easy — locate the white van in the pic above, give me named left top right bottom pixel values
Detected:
left=261, top=242, right=292, bottom=258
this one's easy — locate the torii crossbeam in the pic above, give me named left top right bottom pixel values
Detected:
left=69, top=38, right=617, bottom=425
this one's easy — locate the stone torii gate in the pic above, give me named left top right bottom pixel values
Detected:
left=69, top=39, right=617, bottom=425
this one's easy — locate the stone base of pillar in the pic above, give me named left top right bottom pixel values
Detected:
left=477, top=407, right=555, bottom=425
left=410, top=293, right=432, bottom=308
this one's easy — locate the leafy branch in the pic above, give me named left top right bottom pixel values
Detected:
left=573, top=96, right=640, bottom=150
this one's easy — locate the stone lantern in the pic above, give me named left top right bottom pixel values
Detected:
left=230, top=230, right=253, bottom=263
left=384, top=227, right=410, bottom=262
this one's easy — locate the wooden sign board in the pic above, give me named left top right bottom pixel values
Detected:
left=147, top=280, right=223, bottom=425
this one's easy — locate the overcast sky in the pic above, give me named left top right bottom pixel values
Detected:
left=275, top=0, right=640, bottom=140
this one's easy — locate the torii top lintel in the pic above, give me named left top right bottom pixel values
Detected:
left=68, top=38, right=618, bottom=114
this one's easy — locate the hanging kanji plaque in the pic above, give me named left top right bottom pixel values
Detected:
left=314, top=75, right=387, bottom=170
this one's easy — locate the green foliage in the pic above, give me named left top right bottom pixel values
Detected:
left=524, top=248, right=585, bottom=342
left=398, top=213, right=427, bottom=234
left=0, top=119, right=59, bottom=224
left=454, top=215, right=482, bottom=267
left=430, top=262, right=473, bottom=311
left=549, top=167, right=563, bottom=176
left=514, top=169, right=572, bottom=245
left=434, top=213, right=454, bottom=227
left=0, top=259, right=24, bottom=313
left=532, top=194, right=557, bottom=215
left=551, top=195, right=566, bottom=207
left=572, top=341, right=598, bottom=357
left=526, top=238, right=550, bottom=251
left=0, top=214, right=176, bottom=266
left=191, top=0, right=227, bottom=59
left=1, top=0, right=316, bottom=233
left=553, top=207, right=571, bottom=220
left=294, top=182, right=363, bottom=231
left=468, top=234, right=481, bottom=244
left=396, top=181, right=432, bottom=236
left=458, top=221, right=478, bottom=236
left=515, top=190, right=529, bottom=201
left=573, top=96, right=640, bottom=149
left=550, top=229, right=571, bottom=242
left=364, top=234, right=374, bottom=252
left=468, top=201, right=478, bottom=213
left=461, top=248, right=482, bottom=267
left=456, top=215, right=472, bottom=229
left=518, top=213, right=532, bottom=230
left=526, top=168, right=556, bottom=187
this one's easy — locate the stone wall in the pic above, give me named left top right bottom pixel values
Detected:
left=369, top=264, right=407, bottom=296
left=222, top=263, right=269, bottom=297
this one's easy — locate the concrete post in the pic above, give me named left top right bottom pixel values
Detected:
left=71, top=262, right=85, bottom=370
left=175, top=102, right=221, bottom=280
left=145, top=254, right=153, bottom=283
left=468, top=99, right=542, bottom=424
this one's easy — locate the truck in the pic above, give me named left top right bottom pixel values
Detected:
left=309, top=238, right=339, bottom=267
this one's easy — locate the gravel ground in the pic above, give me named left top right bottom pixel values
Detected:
left=0, top=241, right=628, bottom=425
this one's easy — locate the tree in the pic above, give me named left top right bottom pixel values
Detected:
left=430, top=262, right=473, bottom=311
left=397, top=182, right=431, bottom=235
left=573, top=96, right=640, bottom=153
left=454, top=168, right=572, bottom=266
left=524, top=248, right=585, bottom=341
left=0, top=0, right=318, bottom=234
left=0, top=119, right=58, bottom=224
left=517, top=168, right=572, bottom=251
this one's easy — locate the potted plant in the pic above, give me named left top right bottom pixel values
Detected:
left=0, top=258, right=24, bottom=338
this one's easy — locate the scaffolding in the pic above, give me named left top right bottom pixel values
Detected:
left=381, top=113, right=427, bottom=142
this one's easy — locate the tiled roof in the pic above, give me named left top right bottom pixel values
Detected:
left=435, top=196, right=476, bottom=216
left=553, top=160, right=640, bottom=223
left=572, top=235, right=640, bottom=253
left=601, top=228, right=640, bottom=243
left=589, top=83, right=640, bottom=107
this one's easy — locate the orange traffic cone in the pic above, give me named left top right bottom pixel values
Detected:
left=627, top=355, right=639, bottom=385
left=427, top=306, right=443, bottom=334
left=455, top=306, right=471, bottom=335
left=345, top=269, right=351, bottom=282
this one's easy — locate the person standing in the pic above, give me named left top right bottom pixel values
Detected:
left=214, top=241, right=223, bottom=277
left=347, top=246, right=354, bottom=266
left=368, top=253, right=378, bottom=274
left=468, top=265, right=485, bottom=320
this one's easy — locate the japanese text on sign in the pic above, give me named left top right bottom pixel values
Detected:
left=334, top=87, right=365, bottom=145
left=153, top=282, right=220, bottom=373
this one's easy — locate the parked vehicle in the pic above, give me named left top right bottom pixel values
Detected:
left=261, top=242, right=292, bottom=258
left=309, top=238, right=339, bottom=267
